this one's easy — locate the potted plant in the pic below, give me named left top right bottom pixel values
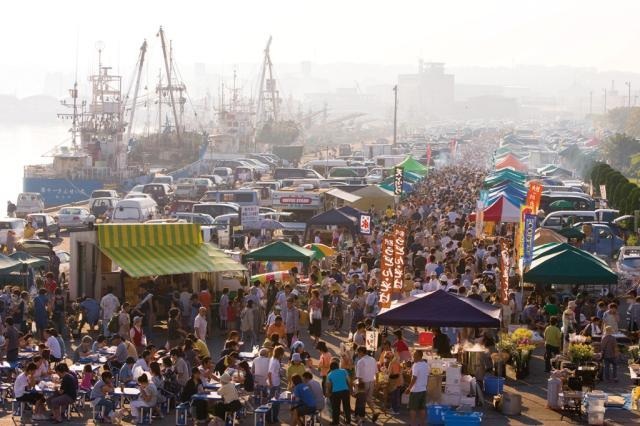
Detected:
left=568, top=343, right=594, bottom=366
left=510, top=328, right=536, bottom=379
left=628, top=345, right=640, bottom=364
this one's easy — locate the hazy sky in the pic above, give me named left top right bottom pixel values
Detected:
left=4, top=0, right=640, bottom=74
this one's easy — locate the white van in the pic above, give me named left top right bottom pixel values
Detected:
left=0, top=218, right=26, bottom=244
left=16, top=192, right=44, bottom=218
left=540, top=209, right=620, bottom=231
left=112, top=198, right=159, bottom=223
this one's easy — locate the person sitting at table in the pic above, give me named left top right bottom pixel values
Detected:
left=198, top=356, right=216, bottom=382
left=19, top=333, right=34, bottom=349
left=180, top=367, right=208, bottom=423
left=79, top=363, right=96, bottom=392
left=119, top=357, right=136, bottom=385
left=130, top=373, right=159, bottom=423
left=287, top=353, right=306, bottom=390
left=290, top=373, right=317, bottom=426
left=33, top=354, right=51, bottom=380
left=44, top=328, right=63, bottom=362
left=73, top=336, right=93, bottom=363
left=48, top=363, right=78, bottom=424
left=92, top=335, right=108, bottom=353
left=187, top=333, right=210, bottom=359
left=214, top=373, right=242, bottom=422
left=220, top=339, right=240, bottom=358
left=183, top=339, right=198, bottom=370
left=109, top=334, right=128, bottom=368
left=14, top=362, right=48, bottom=420
left=161, top=356, right=183, bottom=396
left=214, top=351, right=239, bottom=375
left=580, top=317, right=603, bottom=337
left=149, top=361, right=166, bottom=417
left=133, top=350, right=152, bottom=380
left=237, top=360, right=254, bottom=392
left=90, top=370, right=116, bottom=422
left=171, top=347, right=190, bottom=387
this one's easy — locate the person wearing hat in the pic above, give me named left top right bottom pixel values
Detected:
left=287, top=353, right=306, bottom=390
left=214, top=373, right=242, bottom=421
left=600, top=326, right=619, bottom=382
left=423, top=272, right=439, bottom=292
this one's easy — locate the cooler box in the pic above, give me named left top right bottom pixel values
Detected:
left=484, top=375, right=505, bottom=396
left=443, top=411, right=483, bottom=425
left=445, top=384, right=461, bottom=395
left=419, top=331, right=434, bottom=346
left=446, top=366, right=462, bottom=385
left=427, top=405, right=451, bottom=425
left=441, top=393, right=461, bottom=406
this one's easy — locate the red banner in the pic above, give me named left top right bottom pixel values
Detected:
left=392, top=225, right=407, bottom=293
left=525, top=182, right=543, bottom=214
left=379, top=233, right=395, bottom=308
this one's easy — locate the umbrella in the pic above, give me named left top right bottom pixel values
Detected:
left=549, top=200, right=574, bottom=210
left=258, top=219, right=284, bottom=230
left=303, top=243, right=336, bottom=259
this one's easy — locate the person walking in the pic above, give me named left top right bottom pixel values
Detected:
left=405, top=350, right=429, bottom=426
left=240, top=300, right=256, bottom=350
left=282, top=297, right=300, bottom=347
left=355, top=345, right=379, bottom=422
left=543, top=316, right=561, bottom=372
left=600, top=326, right=619, bottom=382
left=100, top=286, right=120, bottom=337
left=326, top=360, right=352, bottom=426
left=308, top=289, right=323, bottom=346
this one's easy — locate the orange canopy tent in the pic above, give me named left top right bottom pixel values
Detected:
left=495, top=153, right=527, bottom=171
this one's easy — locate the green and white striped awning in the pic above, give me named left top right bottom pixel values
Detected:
left=97, top=223, right=243, bottom=277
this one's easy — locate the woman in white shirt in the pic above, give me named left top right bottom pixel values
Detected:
left=267, top=346, right=284, bottom=423
left=15, top=362, right=48, bottom=420
left=44, top=328, right=62, bottom=361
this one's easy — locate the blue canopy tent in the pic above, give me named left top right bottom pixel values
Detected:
left=375, top=289, right=501, bottom=328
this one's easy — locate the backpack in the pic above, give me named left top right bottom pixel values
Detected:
left=108, top=314, right=119, bottom=333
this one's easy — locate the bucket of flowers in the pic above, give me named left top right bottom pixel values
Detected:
left=509, top=328, right=536, bottom=379
left=568, top=343, right=594, bottom=366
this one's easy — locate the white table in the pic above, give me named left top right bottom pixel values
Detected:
left=70, top=363, right=101, bottom=374
left=193, top=392, right=222, bottom=401
left=113, top=387, right=140, bottom=407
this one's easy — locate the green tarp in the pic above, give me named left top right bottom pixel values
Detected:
left=394, top=156, right=428, bottom=175
left=241, top=241, right=315, bottom=265
left=524, top=244, right=617, bottom=285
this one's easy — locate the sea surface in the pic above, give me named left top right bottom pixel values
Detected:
left=0, top=124, right=68, bottom=211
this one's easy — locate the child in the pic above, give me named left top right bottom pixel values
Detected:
left=354, top=380, right=367, bottom=425
left=80, top=364, right=95, bottom=391
left=329, top=289, right=344, bottom=331
left=119, top=357, right=136, bottom=385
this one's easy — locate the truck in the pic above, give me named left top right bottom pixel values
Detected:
left=575, top=222, right=625, bottom=259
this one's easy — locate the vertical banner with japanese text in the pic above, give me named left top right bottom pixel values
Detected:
left=522, top=214, right=537, bottom=266
left=525, top=182, right=543, bottom=213
left=379, top=233, right=395, bottom=308
left=500, top=239, right=510, bottom=304
left=392, top=225, right=407, bottom=293
left=475, top=200, right=484, bottom=238
left=393, top=166, right=404, bottom=196
left=359, top=213, right=372, bottom=235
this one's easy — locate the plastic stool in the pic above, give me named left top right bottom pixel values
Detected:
left=254, top=404, right=271, bottom=426
left=93, top=403, right=105, bottom=421
left=175, top=402, right=190, bottom=426
left=138, top=406, right=152, bottom=425
left=225, top=411, right=237, bottom=426
left=303, top=410, right=320, bottom=426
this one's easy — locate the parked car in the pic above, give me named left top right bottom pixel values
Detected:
left=17, top=239, right=54, bottom=258
left=365, top=168, right=385, bottom=184
left=56, top=207, right=95, bottom=230
left=112, top=198, right=159, bottom=223
left=0, top=218, right=26, bottom=245
left=151, top=175, right=174, bottom=186
left=16, top=192, right=44, bottom=218
left=574, top=222, right=624, bottom=259
left=212, top=167, right=234, bottom=187
left=125, top=192, right=154, bottom=200
left=142, top=183, right=174, bottom=207
left=26, top=213, right=60, bottom=238
left=89, top=189, right=119, bottom=205
left=89, top=197, right=119, bottom=221
left=615, top=246, right=640, bottom=279
left=192, top=202, right=240, bottom=219
left=174, top=212, right=216, bottom=225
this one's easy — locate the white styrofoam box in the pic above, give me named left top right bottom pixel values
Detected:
left=441, top=393, right=461, bottom=406
left=460, top=375, right=474, bottom=394
left=587, top=411, right=604, bottom=426
left=446, top=366, right=462, bottom=385
left=445, top=384, right=461, bottom=395
left=431, top=360, right=446, bottom=371
left=460, top=396, right=476, bottom=407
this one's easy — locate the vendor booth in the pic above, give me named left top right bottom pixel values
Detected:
left=349, top=185, right=396, bottom=212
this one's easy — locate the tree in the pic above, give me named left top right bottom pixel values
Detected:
left=601, top=133, right=640, bottom=172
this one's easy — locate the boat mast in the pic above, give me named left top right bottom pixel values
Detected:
left=157, top=26, right=182, bottom=144
left=125, top=40, right=148, bottom=144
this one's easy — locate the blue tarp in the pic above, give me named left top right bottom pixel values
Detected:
left=375, top=289, right=501, bottom=328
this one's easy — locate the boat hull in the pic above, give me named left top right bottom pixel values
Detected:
left=23, top=177, right=104, bottom=207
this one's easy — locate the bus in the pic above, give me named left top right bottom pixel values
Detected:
left=200, top=189, right=260, bottom=207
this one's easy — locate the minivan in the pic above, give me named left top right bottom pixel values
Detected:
left=142, top=183, right=174, bottom=207
left=540, top=209, right=620, bottom=231
left=540, top=192, right=595, bottom=212
left=112, top=199, right=159, bottom=223
left=0, top=218, right=26, bottom=244
left=192, top=202, right=240, bottom=219
left=273, top=168, right=323, bottom=180
left=16, top=193, right=44, bottom=218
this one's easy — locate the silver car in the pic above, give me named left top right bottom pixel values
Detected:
left=56, top=207, right=95, bottom=230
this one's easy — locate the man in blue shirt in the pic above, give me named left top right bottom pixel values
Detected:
left=79, top=297, right=100, bottom=332
left=326, top=361, right=351, bottom=425
left=291, top=374, right=316, bottom=425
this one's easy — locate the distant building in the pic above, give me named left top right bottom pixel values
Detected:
left=397, top=61, right=454, bottom=124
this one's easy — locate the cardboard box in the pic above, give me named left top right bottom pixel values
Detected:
left=445, top=366, right=462, bottom=385
left=441, top=393, right=461, bottom=406
left=445, top=384, right=461, bottom=395
left=460, top=396, right=476, bottom=407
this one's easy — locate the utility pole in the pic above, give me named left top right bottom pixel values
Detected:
left=603, top=88, right=607, bottom=113
left=393, top=85, right=398, bottom=145
left=627, top=81, right=632, bottom=108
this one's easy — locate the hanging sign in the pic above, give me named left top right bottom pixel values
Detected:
left=393, top=166, right=404, bottom=195
left=522, top=214, right=537, bottom=266
left=392, top=225, right=407, bottom=293
left=379, top=233, right=395, bottom=308
left=359, top=214, right=372, bottom=235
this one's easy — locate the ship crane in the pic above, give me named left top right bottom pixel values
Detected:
left=124, top=40, right=147, bottom=144
left=255, top=36, right=279, bottom=126
left=157, top=26, right=183, bottom=145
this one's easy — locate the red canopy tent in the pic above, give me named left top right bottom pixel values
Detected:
left=495, top=153, right=527, bottom=171
left=469, top=195, right=521, bottom=223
